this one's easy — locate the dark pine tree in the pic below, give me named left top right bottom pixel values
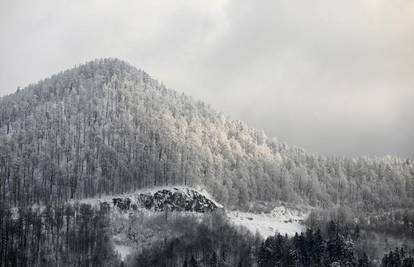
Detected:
left=189, top=255, right=198, bottom=267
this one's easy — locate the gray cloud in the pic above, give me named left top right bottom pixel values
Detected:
left=1, top=0, right=413, bottom=157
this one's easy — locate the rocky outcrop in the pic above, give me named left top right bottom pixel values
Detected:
left=111, top=187, right=221, bottom=213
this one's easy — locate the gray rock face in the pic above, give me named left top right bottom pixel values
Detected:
left=112, top=198, right=131, bottom=210
left=112, top=188, right=220, bottom=213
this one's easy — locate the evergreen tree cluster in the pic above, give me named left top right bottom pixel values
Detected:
left=381, top=248, right=414, bottom=267
left=257, top=226, right=359, bottom=267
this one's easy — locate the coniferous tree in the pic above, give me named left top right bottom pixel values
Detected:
left=358, top=253, right=369, bottom=267
left=189, top=255, right=198, bottom=267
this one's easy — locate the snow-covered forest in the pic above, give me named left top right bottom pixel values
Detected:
left=0, top=59, right=413, bottom=266
left=0, top=59, right=413, bottom=211
left=1, top=0, right=414, bottom=263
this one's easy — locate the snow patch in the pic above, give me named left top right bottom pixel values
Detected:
left=112, top=233, right=134, bottom=261
left=228, top=206, right=309, bottom=238
left=114, top=244, right=133, bottom=261
left=271, top=206, right=305, bottom=221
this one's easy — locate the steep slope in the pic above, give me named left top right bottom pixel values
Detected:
left=0, top=58, right=412, bottom=211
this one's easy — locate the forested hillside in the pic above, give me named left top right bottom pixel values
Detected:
left=0, top=58, right=412, bottom=210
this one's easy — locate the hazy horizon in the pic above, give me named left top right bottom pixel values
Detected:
left=1, top=0, right=413, bottom=158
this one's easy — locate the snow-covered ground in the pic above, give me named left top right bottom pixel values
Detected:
left=227, top=206, right=309, bottom=237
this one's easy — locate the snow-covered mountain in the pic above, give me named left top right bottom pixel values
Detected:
left=1, top=59, right=413, bottom=266
left=0, top=58, right=412, bottom=212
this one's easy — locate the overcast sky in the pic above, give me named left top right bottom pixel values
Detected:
left=1, top=0, right=413, bottom=157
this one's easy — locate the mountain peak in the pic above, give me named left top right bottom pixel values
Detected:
left=75, top=58, right=139, bottom=76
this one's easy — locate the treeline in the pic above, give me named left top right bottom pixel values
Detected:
left=0, top=203, right=120, bottom=267
left=0, top=58, right=413, bottom=210
left=258, top=228, right=358, bottom=267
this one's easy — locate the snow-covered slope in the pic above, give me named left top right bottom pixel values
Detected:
left=69, top=186, right=308, bottom=260
left=227, top=206, right=309, bottom=237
